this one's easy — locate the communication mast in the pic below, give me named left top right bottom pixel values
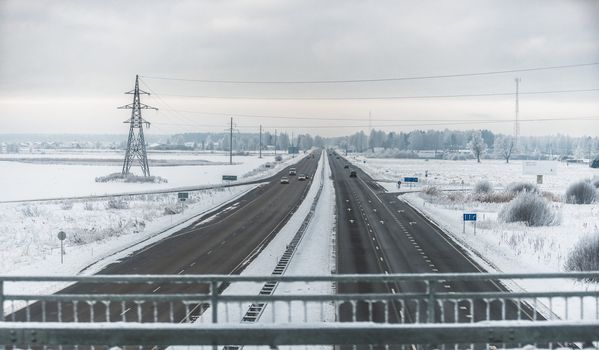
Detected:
left=119, top=75, right=157, bottom=177
left=514, top=78, right=521, bottom=146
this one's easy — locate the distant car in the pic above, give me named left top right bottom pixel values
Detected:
left=344, top=164, right=349, bottom=169
left=349, top=170, right=357, bottom=177
left=289, top=167, right=297, bottom=176
left=336, top=156, right=340, bottom=159
left=298, top=174, right=306, bottom=181
left=265, top=163, right=271, bottom=168
left=280, top=177, right=289, bottom=184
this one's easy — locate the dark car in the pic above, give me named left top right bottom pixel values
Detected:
left=349, top=170, right=357, bottom=177
left=344, top=164, right=349, bottom=169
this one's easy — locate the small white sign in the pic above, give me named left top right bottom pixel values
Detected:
left=522, top=161, right=558, bottom=176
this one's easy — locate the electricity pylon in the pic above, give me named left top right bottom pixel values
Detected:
left=118, top=75, right=157, bottom=177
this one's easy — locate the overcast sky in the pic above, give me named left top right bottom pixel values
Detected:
left=0, top=0, right=598, bottom=137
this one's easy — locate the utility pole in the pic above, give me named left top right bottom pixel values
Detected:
left=369, top=110, right=373, bottom=152
left=514, top=78, right=521, bottom=147
left=229, top=117, right=233, bottom=165
left=119, top=75, right=157, bottom=177
left=274, top=129, right=277, bottom=156
left=259, top=124, right=262, bottom=158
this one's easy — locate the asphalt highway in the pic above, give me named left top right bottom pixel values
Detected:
left=330, top=152, right=538, bottom=347
left=10, top=152, right=321, bottom=327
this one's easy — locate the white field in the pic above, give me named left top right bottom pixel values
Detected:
left=0, top=149, right=307, bottom=301
left=0, top=150, right=303, bottom=201
left=349, top=156, right=599, bottom=321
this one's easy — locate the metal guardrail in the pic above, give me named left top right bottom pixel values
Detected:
left=0, top=272, right=598, bottom=347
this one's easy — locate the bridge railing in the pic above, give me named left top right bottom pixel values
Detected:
left=0, top=272, right=598, bottom=348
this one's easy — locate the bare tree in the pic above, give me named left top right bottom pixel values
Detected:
left=494, top=135, right=514, bottom=163
left=468, top=131, right=487, bottom=163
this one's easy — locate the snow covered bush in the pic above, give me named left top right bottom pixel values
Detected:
left=20, top=205, right=42, bottom=217
left=422, top=185, right=440, bottom=196
left=95, top=173, right=167, bottom=184
left=83, top=202, right=95, bottom=211
left=498, top=191, right=559, bottom=227
left=565, top=180, right=597, bottom=204
left=506, top=182, right=539, bottom=194
left=475, top=191, right=515, bottom=203
left=592, top=177, right=599, bottom=189
left=565, top=233, right=599, bottom=281
left=274, top=155, right=283, bottom=161
left=60, top=201, right=74, bottom=210
left=473, top=180, right=493, bottom=194
left=106, top=198, right=129, bottom=210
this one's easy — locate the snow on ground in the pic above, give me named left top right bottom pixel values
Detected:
left=348, top=156, right=597, bottom=194
left=0, top=150, right=306, bottom=201
left=176, top=150, right=336, bottom=350
left=2, top=184, right=262, bottom=307
left=349, top=155, right=599, bottom=320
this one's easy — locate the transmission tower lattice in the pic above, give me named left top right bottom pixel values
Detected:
left=118, top=75, right=158, bottom=177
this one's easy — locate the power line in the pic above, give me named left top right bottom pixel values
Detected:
left=154, top=88, right=599, bottom=100
left=140, top=62, right=599, bottom=84
left=152, top=115, right=598, bottom=130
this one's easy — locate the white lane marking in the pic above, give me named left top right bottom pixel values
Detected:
left=190, top=262, right=196, bottom=267
left=207, top=250, right=213, bottom=255
left=444, top=285, right=451, bottom=289
left=391, top=288, right=396, bottom=294
left=152, top=286, right=161, bottom=293
left=375, top=246, right=380, bottom=250
left=120, top=308, right=131, bottom=316
left=178, top=269, right=185, bottom=274
left=379, top=257, right=384, bottom=261
left=432, top=268, right=439, bottom=272
left=220, top=240, right=226, bottom=245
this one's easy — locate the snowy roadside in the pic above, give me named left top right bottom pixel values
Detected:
left=2, top=184, right=262, bottom=306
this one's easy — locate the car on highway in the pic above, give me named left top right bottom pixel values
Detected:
left=349, top=170, right=357, bottom=177
left=280, top=176, right=289, bottom=184
left=344, top=164, right=349, bottom=169
left=289, top=167, right=297, bottom=176
left=298, top=174, right=306, bottom=181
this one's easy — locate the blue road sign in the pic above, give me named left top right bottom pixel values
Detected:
left=404, top=177, right=419, bottom=183
left=463, top=213, right=477, bottom=221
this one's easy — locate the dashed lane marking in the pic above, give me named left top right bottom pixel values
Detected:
left=152, top=286, right=161, bottom=293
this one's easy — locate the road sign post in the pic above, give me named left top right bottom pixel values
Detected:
left=57, top=231, right=66, bottom=264
left=404, top=177, right=419, bottom=188
left=463, top=213, right=477, bottom=234
left=178, top=192, right=189, bottom=213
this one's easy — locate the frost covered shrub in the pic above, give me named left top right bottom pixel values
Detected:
left=565, top=180, right=597, bottom=204
left=60, top=201, right=74, bottom=210
left=20, top=205, right=42, bottom=217
left=473, top=180, right=493, bottom=194
left=106, top=198, right=129, bottom=210
left=83, top=202, right=95, bottom=211
left=476, top=191, right=515, bottom=203
left=506, top=182, right=539, bottom=194
left=274, top=155, right=283, bottom=161
left=422, top=185, right=440, bottom=196
left=592, top=177, right=599, bottom=189
left=498, top=191, right=559, bottom=227
left=95, top=173, right=167, bottom=184
left=565, top=234, right=599, bottom=281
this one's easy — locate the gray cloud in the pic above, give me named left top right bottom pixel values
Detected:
left=0, top=0, right=597, bottom=136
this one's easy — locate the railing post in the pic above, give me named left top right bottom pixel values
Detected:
left=427, top=280, right=436, bottom=323
left=211, top=280, right=218, bottom=323
left=0, top=279, right=4, bottom=322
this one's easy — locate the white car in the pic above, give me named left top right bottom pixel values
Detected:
left=298, top=174, right=306, bottom=181
left=280, top=177, right=289, bottom=184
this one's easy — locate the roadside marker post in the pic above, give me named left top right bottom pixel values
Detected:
left=463, top=213, right=477, bottom=234
left=57, top=231, right=66, bottom=264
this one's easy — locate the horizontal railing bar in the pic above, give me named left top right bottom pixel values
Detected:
left=5, top=290, right=599, bottom=303
left=0, top=271, right=598, bottom=283
left=0, top=321, right=597, bottom=345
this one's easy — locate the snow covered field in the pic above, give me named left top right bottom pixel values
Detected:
left=350, top=156, right=597, bottom=194
left=0, top=150, right=305, bottom=201
left=350, top=156, right=599, bottom=320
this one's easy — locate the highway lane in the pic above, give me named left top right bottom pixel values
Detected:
left=330, top=152, right=535, bottom=329
left=10, top=151, right=321, bottom=326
